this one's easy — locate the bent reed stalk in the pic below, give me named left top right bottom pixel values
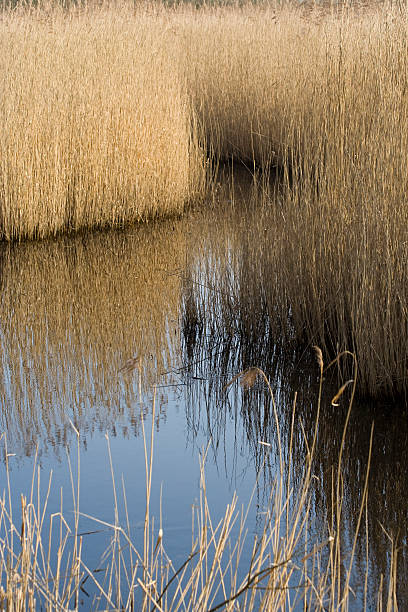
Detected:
left=0, top=365, right=397, bottom=610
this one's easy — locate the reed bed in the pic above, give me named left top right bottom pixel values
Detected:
left=0, top=3, right=405, bottom=607
left=187, top=3, right=407, bottom=396
left=0, top=3, right=205, bottom=240
left=2, top=1, right=408, bottom=395
left=174, top=2, right=408, bottom=398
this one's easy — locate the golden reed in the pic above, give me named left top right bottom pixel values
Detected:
left=0, top=3, right=205, bottom=240
left=1, top=1, right=407, bottom=396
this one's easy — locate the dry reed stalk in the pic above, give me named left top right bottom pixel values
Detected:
left=0, top=3, right=205, bottom=240
left=0, top=369, right=399, bottom=610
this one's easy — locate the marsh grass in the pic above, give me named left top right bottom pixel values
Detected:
left=0, top=3, right=205, bottom=240
left=2, top=1, right=408, bottom=394
left=177, top=2, right=408, bottom=397
left=0, top=361, right=399, bottom=610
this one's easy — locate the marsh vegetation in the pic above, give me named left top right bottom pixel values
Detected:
left=0, top=0, right=407, bottom=608
left=0, top=183, right=405, bottom=609
left=1, top=0, right=407, bottom=397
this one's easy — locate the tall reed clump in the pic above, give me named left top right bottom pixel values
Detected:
left=173, top=3, right=408, bottom=397
left=272, top=5, right=408, bottom=398
left=0, top=4, right=205, bottom=240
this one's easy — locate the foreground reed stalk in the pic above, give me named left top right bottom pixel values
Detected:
left=0, top=360, right=398, bottom=610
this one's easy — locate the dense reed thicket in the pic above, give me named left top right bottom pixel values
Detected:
left=178, top=3, right=408, bottom=398
left=0, top=4, right=205, bottom=240
left=1, top=1, right=407, bottom=394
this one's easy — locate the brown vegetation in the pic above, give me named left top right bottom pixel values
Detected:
left=0, top=2, right=405, bottom=606
left=177, top=3, right=408, bottom=398
left=0, top=3, right=205, bottom=240
left=2, top=1, right=407, bottom=395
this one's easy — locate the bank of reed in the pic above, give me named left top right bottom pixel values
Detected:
left=178, top=2, right=408, bottom=398
left=1, top=1, right=407, bottom=393
left=0, top=4, right=205, bottom=240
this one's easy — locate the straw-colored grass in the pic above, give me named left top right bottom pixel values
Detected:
left=0, top=3, right=405, bottom=606
left=175, top=1, right=408, bottom=398
left=0, top=3, right=205, bottom=240
left=0, top=367, right=398, bottom=610
left=1, top=2, right=407, bottom=382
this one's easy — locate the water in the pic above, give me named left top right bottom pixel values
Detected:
left=0, top=171, right=406, bottom=609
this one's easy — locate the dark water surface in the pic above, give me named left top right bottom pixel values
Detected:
left=0, top=172, right=406, bottom=609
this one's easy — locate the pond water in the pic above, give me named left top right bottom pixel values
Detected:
left=0, top=170, right=407, bottom=610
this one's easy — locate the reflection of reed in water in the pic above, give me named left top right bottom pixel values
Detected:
left=180, top=190, right=408, bottom=608
left=182, top=306, right=406, bottom=605
left=0, top=220, right=187, bottom=458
